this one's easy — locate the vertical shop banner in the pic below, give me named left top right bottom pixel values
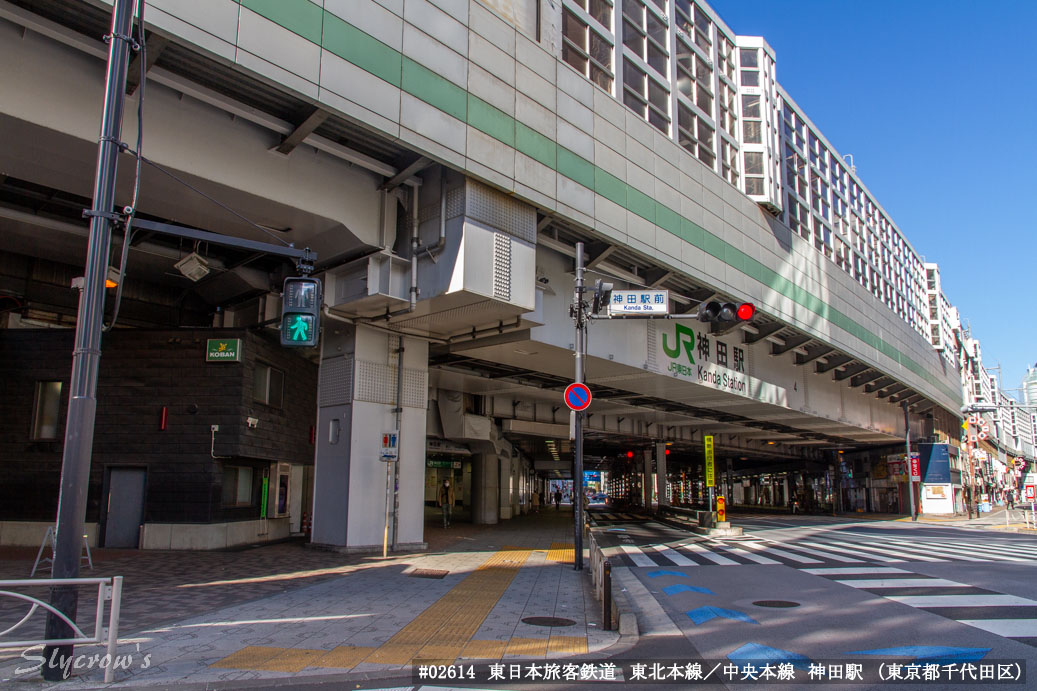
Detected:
left=705, top=435, right=715, bottom=487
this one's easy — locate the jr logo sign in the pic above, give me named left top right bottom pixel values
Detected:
left=662, top=323, right=696, bottom=364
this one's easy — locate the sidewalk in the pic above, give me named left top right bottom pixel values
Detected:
left=0, top=508, right=623, bottom=688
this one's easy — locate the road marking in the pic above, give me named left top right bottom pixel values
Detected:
left=774, top=543, right=864, bottom=563
left=798, top=540, right=902, bottom=563
left=710, top=542, right=782, bottom=565
left=957, top=619, right=1037, bottom=638
left=653, top=544, right=697, bottom=566
left=621, top=544, right=659, bottom=567
left=679, top=541, right=740, bottom=565
left=884, top=594, right=1037, bottom=608
left=802, top=566, right=911, bottom=575
left=874, top=539, right=988, bottom=562
left=742, top=541, right=821, bottom=564
left=835, top=578, right=965, bottom=589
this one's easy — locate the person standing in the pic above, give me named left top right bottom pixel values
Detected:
left=554, top=489, right=562, bottom=510
left=439, top=479, right=455, bottom=528
left=531, top=490, right=540, bottom=513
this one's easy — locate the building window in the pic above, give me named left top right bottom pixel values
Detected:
left=677, top=101, right=715, bottom=168
left=622, top=58, right=669, bottom=133
left=675, top=41, right=712, bottom=113
left=32, top=381, right=63, bottom=440
left=720, top=138, right=739, bottom=187
left=253, top=363, right=284, bottom=408
left=740, top=69, right=759, bottom=87
left=222, top=465, right=254, bottom=507
left=743, top=151, right=764, bottom=196
left=741, top=94, right=762, bottom=143
left=563, top=2, right=615, bottom=92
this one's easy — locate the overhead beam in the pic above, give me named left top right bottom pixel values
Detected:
left=275, top=107, right=330, bottom=155
left=125, top=34, right=168, bottom=95
left=850, top=370, right=885, bottom=388
left=645, top=268, right=673, bottom=288
left=834, top=363, right=872, bottom=381
left=901, top=394, right=926, bottom=407
left=865, top=377, right=895, bottom=393
left=771, top=334, right=811, bottom=356
left=379, top=155, right=432, bottom=191
left=743, top=322, right=784, bottom=345
left=585, top=242, right=618, bottom=270
left=795, top=344, right=833, bottom=365
left=877, top=384, right=908, bottom=399
left=815, top=354, right=854, bottom=374
left=889, top=389, right=917, bottom=404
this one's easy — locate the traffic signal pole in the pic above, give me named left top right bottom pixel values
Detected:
left=43, top=0, right=135, bottom=678
left=572, top=242, right=586, bottom=571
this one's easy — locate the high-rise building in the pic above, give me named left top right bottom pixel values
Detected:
left=1023, top=365, right=1037, bottom=407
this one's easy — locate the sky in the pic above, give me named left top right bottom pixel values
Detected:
left=709, top=0, right=1037, bottom=395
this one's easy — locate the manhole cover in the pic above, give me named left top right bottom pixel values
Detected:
left=752, top=600, right=800, bottom=608
left=522, top=617, right=576, bottom=627
left=409, top=569, right=449, bottom=579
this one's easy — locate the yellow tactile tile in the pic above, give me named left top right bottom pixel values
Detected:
left=251, top=648, right=326, bottom=672
left=312, top=646, right=376, bottom=669
left=505, top=637, right=549, bottom=657
left=548, top=636, right=588, bottom=654
left=209, top=646, right=284, bottom=669
left=547, top=542, right=574, bottom=563
left=365, top=548, right=532, bottom=666
left=461, top=639, right=508, bottom=660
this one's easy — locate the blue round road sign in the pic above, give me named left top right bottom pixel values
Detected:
left=564, top=383, right=592, bottom=411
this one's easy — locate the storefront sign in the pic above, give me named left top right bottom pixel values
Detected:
left=704, top=435, right=715, bottom=487
left=206, top=338, right=241, bottom=362
left=426, top=460, right=462, bottom=469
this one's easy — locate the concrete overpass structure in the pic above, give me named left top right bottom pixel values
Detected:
left=0, top=0, right=961, bottom=551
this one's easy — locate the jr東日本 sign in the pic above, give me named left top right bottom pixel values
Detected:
left=206, top=338, right=241, bottom=362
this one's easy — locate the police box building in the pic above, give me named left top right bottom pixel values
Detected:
left=0, top=0, right=963, bottom=551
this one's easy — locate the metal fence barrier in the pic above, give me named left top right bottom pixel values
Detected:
left=0, top=577, right=123, bottom=683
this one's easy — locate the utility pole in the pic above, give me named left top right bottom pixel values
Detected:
left=570, top=242, right=586, bottom=571
left=43, top=0, right=136, bottom=679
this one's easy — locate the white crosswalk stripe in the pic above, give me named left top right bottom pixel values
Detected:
left=807, top=567, right=1037, bottom=647
left=678, top=541, right=740, bottom=565
left=740, top=540, right=822, bottom=563
left=797, top=540, right=904, bottom=563
left=620, top=544, right=658, bottom=567
left=652, top=544, right=697, bottom=566
left=707, top=541, right=782, bottom=565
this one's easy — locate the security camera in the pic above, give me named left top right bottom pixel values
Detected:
left=537, top=276, right=550, bottom=284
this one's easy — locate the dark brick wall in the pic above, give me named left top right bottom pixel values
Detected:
left=0, top=329, right=318, bottom=529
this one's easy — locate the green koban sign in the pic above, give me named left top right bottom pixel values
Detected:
left=206, top=338, right=241, bottom=362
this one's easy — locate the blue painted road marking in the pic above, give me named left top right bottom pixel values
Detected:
left=664, top=584, right=714, bottom=596
left=728, top=643, right=812, bottom=669
left=847, top=646, right=990, bottom=662
left=686, top=606, right=759, bottom=625
left=647, top=570, right=686, bottom=578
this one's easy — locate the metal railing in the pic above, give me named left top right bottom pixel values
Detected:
left=586, top=530, right=614, bottom=631
left=0, top=577, right=123, bottom=683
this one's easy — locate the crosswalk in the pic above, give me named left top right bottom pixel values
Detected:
left=605, top=532, right=1037, bottom=569
left=588, top=511, right=647, bottom=525
left=806, top=566, right=1037, bottom=647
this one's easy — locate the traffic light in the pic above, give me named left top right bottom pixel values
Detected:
left=280, top=276, right=322, bottom=348
left=698, top=301, right=755, bottom=323
left=591, top=279, right=614, bottom=315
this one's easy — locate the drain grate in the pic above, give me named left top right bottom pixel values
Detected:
left=752, top=600, right=800, bottom=608
left=409, top=569, right=449, bottom=579
left=522, top=616, right=576, bottom=627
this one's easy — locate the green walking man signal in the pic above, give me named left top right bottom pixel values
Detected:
left=280, top=276, right=322, bottom=348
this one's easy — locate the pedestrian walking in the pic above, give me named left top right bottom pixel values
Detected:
left=531, top=490, right=540, bottom=513
left=554, top=489, right=562, bottom=510
left=439, top=479, right=455, bottom=528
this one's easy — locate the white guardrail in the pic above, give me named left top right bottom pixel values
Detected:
left=0, top=577, right=123, bottom=683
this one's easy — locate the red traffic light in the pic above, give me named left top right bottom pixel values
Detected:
left=736, top=302, right=755, bottom=320
left=664, top=448, right=670, bottom=455
left=626, top=451, right=634, bottom=458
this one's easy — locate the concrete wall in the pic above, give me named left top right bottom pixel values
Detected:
left=140, top=518, right=291, bottom=550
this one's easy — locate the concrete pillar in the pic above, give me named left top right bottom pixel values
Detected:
left=655, top=442, right=669, bottom=506
left=471, top=452, right=499, bottom=524
left=311, top=324, right=428, bottom=551
left=499, top=456, right=513, bottom=519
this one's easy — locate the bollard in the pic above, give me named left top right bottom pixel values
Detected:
left=603, top=559, right=612, bottom=631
